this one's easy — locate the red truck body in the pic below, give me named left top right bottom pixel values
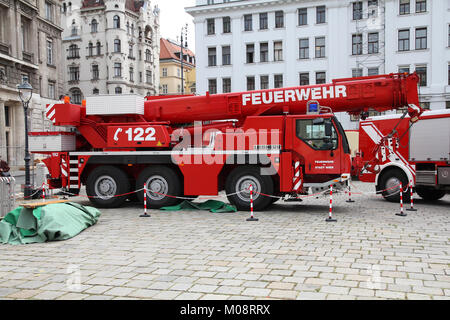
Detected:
left=355, top=109, right=450, bottom=201
left=29, top=73, right=422, bottom=210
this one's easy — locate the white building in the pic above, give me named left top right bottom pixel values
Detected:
left=186, top=0, right=450, bottom=130
left=61, top=0, right=160, bottom=104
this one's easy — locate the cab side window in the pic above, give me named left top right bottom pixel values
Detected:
left=296, top=119, right=338, bottom=150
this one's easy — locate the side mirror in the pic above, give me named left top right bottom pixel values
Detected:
left=325, top=121, right=333, bottom=137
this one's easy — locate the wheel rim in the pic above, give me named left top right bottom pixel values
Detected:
left=385, top=177, right=401, bottom=196
left=94, top=175, right=117, bottom=200
left=146, top=175, right=169, bottom=201
left=236, top=175, right=261, bottom=202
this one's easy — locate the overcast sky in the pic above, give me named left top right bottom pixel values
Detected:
left=153, top=0, right=197, bottom=53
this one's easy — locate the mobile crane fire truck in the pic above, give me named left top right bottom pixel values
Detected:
left=354, top=108, right=450, bottom=202
left=29, top=73, right=422, bottom=210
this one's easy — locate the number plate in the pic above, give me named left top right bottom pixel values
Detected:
left=106, top=125, right=170, bottom=148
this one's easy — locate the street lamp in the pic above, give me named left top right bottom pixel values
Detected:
left=17, top=79, right=33, bottom=198
left=180, top=24, right=188, bottom=95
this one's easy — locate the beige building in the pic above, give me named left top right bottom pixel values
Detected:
left=159, top=38, right=195, bottom=95
left=0, top=0, right=64, bottom=167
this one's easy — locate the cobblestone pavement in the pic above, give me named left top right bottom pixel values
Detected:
left=1, top=181, right=449, bottom=300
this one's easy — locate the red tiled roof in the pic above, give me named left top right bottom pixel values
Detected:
left=160, top=38, right=195, bottom=66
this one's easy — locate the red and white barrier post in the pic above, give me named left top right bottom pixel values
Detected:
left=140, top=183, right=151, bottom=217
left=406, top=180, right=417, bottom=212
left=396, top=182, right=407, bottom=217
left=346, top=183, right=355, bottom=203
left=246, top=184, right=258, bottom=222
left=326, top=185, right=337, bottom=222
left=42, top=183, right=46, bottom=202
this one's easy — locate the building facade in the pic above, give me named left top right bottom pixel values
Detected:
left=61, top=0, right=160, bottom=103
left=186, top=0, right=450, bottom=129
left=0, top=0, right=64, bottom=167
left=159, top=37, right=196, bottom=95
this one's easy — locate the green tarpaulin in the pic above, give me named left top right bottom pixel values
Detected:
left=0, top=202, right=101, bottom=245
left=161, top=200, right=237, bottom=213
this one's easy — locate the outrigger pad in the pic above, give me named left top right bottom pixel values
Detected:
left=0, top=202, right=101, bottom=245
left=160, top=200, right=237, bottom=213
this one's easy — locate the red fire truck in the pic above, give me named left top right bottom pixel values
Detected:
left=354, top=109, right=450, bottom=202
left=29, top=73, right=422, bottom=210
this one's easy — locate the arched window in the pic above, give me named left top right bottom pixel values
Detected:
left=70, top=88, right=82, bottom=104
left=91, top=19, right=98, bottom=33
left=113, top=15, right=120, bottom=28
left=115, top=87, right=122, bottom=94
left=96, top=41, right=101, bottom=55
left=114, top=39, right=121, bottom=53
left=88, top=42, right=94, bottom=56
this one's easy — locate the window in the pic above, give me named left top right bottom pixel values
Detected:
left=69, top=66, right=79, bottom=81
left=400, top=0, right=410, bottom=15
left=420, top=102, right=430, bottom=110
left=4, top=105, right=9, bottom=127
left=91, top=19, right=98, bottom=33
left=368, top=33, right=379, bottom=54
left=415, top=28, right=427, bottom=50
left=448, top=64, right=450, bottom=85
left=115, top=87, right=122, bottom=94
left=208, top=47, right=216, bottom=66
left=162, top=84, right=168, bottom=94
left=114, top=62, right=121, bottom=77
left=352, top=34, right=363, bottom=55
left=88, top=42, right=94, bottom=56
left=71, top=89, right=82, bottom=104
left=416, top=66, right=427, bottom=86
left=92, top=64, right=99, bottom=80
left=416, top=0, right=426, bottom=13
left=46, top=39, right=53, bottom=65
left=275, top=11, right=284, bottom=28
left=316, top=6, right=326, bottom=24
left=260, top=75, right=269, bottom=89
left=352, top=68, right=363, bottom=77
left=96, top=42, right=101, bottom=55
left=398, top=29, right=410, bottom=51
left=447, top=101, right=450, bottom=109
left=274, top=74, right=283, bottom=88
left=93, top=88, right=99, bottom=95
left=223, top=78, right=231, bottom=93
left=162, top=68, right=167, bottom=77
left=207, top=19, right=215, bottom=35
left=146, top=70, right=152, bottom=84
left=315, top=37, right=325, bottom=58
left=45, top=1, right=53, bottom=22
left=299, top=73, right=309, bottom=86
left=368, top=0, right=378, bottom=17
left=129, top=44, right=134, bottom=58
left=274, top=41, right=283, bottom=61
left=247, top=76, right=255, bottom=91
left=298, top=8, right=307, bottom=26
left=259, top=42, right=269, bottom=63
left=222, top=46, right=231, bottom=65
left=68, top=44, right=79, bottom=59
left=208, top=79, right=217, bottom=94
left=353, top=2, right=362, bottom=20
left=316, top=72, right=326, bottom=84
left=368, top=67, right=379, bottom=76
left=145, top=49, right=152, bottom=62
left=299, top=38, right=309, bottom=59
left=129, top=66, right=134, bottom=82
left=48, top=82, right=55, bottom=99
left=223, top=17, right=231, bottom=33
left=296, top=119, right=338, bottom=150
left=398, top=66, right=410, bottom=74
left=177, top=68, right=181, bottom=77
left=113, top=15, right=120, bottom=28
left=244, top=14, right=252, bottom=31
left=246, top=44, right=254, bottom=63
left=259, top=13, right=268, bottom=30
left=114, top=39, right=121, bottom=53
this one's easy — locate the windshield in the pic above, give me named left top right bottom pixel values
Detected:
left=296, top=118, right=338, bottom=150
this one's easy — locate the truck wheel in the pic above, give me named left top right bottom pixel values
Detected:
left=378, top=168, right=410, bottom=203
left=225, top=166, right=274, bottom=211
left=86, top=166, right=131, bottom=208
left=137, top=166, right=183, bottom=209
left=416, top=187, right=446, bottom=201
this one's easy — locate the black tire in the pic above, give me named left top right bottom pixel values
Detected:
left=137, top=166, right=183, bottom=209
left=86, top=166, right=131, bottom=208
left=378, top=168, right=410, bottom=203
left=416, top=187, right=446, bottom=201
left=225, top=166, right=274, bottom=211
